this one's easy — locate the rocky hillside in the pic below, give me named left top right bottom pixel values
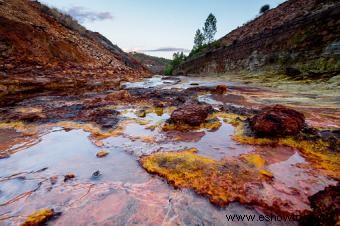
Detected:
left=0, top=0, right=150, bottom=103
left=175, top=0, right=340, bottom=78
left=130, top=52, right=170, bottom=74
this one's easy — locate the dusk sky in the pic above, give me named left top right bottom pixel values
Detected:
left=40, top=0, right=285, bottom=58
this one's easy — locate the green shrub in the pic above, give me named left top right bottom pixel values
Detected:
left=260, top=5, right=270, bottom=14
left=37, top=2, right=87, bottom=35
left=164, top=52, right=186, bottom=75
left=164, top=64, right=174, bottom=75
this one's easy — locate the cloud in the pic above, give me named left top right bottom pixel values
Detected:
left=144, top=47, right=190, bottom=52
left=64, top=6, right=113, bottom=23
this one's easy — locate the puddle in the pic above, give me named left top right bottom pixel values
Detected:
left=0, top=127, right=274, bottom=226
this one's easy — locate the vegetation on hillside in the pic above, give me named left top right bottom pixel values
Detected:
left=165, top=13, right=218, bottom=75
left=36, top=2, right=87, bottom=35
left=131, top=52, right=170, bottom=74
left=189, top=13, right=218, bottom=58
left=202, top=13, right=217, bottom=44
left=164, top=52, right=187, bottom=75
left=131, top=52, right=170, bottom=66
left=260, top=4, right=270, bottom=14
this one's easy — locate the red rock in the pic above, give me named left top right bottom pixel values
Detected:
left=79, top=108, right=119, bottom=129
left=96, top=150, right=109, bottom=158
left=10, top=108, right=45, bottom=122
left=104, top=90, right=131, bottom=102
left=213, top=85, right=227, bottom=94
left=250, top=105, right=305, bottom=137
left=0, top=0, right=150, bottom=102
left=299, top=184, right=339, bottom=226
left=169, top=101, right=213, bottom=126
left=0, top=85, right=7, bottom=95
left=64, top=173, right=75, bottom=182
left=0, top=152, right=10, bottom=159
left=50, top=176, right=58, bottom=185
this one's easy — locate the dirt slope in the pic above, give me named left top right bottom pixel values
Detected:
left=0, top=0, right=150, bottom=104
left=130, top=52, right=170, bottom=74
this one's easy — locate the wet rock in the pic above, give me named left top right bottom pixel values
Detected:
left=250, top=105, right=305, bottom=137
left=91, top=170, right=102, bottom=179
left=10, top=108, right=46, bottom=122
left=136, top=109, right=146, bottom=118
left=96, top=150, right=109, bottom=158
left=222, top=104, right=260, bottom=116
left=161, top=76, right=180, bottom=82
left=64, top=173, right=75, bottom=182
left=17, top=176, right=26, bottom=180
left=104, top=90, right=131, bottom=102
left=36, top=167, right=48, bottom=173
left=80, top=108, right=119, bottom=129
left=213, top=85, right=227, bottom=94
left=0, top=152, right=10, bottom=159
left=168, top=101, right=213, bottom=126
left=50, top=176, right=58, bottom=185
left=126, top=87, right=192, bottom=107
left=21, top=208, right=55, bottom=226
left=299, top=184, right=339, bottom=226
left=186, top=86, right=216, bottom=93
left=285, top=67, right=302, bottom=77
left=320, top=129, right=340, bottom=140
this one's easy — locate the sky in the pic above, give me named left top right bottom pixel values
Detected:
left=40, top=0, right=285, bottom=58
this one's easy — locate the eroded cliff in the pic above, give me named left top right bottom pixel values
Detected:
left=0, top=0, right=150, bottom=104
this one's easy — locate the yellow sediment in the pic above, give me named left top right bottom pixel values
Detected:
left=55, top=121, right=124, bottom=140
left=96, top=150, right=109, bottom=158
left=140, top=148, right=271, bottom=207
left=240, top=154, right=273, bottom=178
left=162, top=119, right=222, bottom=131
left=233, top=121, right=340, bottom=179
left=0, top=121, right=26, bottom=130
left=21, top=208, right=54, bottom=226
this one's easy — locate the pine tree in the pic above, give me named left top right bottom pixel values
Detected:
left=193, top=29, right=205, bottom=49
left=203, top=13, right=217, bottom=44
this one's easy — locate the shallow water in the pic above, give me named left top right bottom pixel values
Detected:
left=0, top=75, right=338, bottom=225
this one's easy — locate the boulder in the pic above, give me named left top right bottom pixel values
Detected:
left=213, top=84, right=227, bottom=94
left=299, top=184, right=339, bottom=226
left=168, top=101, right=213, bottom=126
left=250, top=105, right=305, bottom=137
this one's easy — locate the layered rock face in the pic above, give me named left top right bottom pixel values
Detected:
left=175, top=0, right=340, bottom=77
left=0, top=0, right=150, bottom=104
